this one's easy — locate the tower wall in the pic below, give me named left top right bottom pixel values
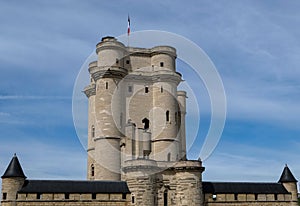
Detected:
left=152, top=81, right=180, bottom=161
left=1, top=177, right=25, bottom=202
left=282, top=182, right=298, bottom=206
left=174, top=161, right=204, bottom=206
left=151, top=46, right=176, bottom=71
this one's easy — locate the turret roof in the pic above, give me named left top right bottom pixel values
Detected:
left=278, top=164, right=297, bottom=183
left=1, top=154, right=26, bottom=178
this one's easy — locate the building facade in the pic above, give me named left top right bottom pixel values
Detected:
left=1, top=36, right=298, bottom=206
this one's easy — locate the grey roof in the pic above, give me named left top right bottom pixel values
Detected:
left=18, top=180, right=130, bottom=194
left=1, top=154, right=26, bottom=178
left=278, top=165, right=297, bottom=183
left=203, top=182, right=289, bottom=194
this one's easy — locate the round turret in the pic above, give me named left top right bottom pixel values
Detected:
left=151, top=46, right=176, bottom=71
left=1, top=154, right=26, bottom=201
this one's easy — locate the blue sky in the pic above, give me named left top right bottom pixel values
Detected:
left=0, top=0, right=299, bottom=183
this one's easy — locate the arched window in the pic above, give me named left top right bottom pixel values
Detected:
left=91, top=125, right=95, bottom=138
left=142, top=118, right=150, bottom=130
left=91, top=164, right=95, bottom=177
left=167, top=153, right=171, bottom=161
left=166, top=111, right=170, bottom=122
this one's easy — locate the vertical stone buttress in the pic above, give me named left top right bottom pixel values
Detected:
left=85, top=37, right=127, bottom=180
left=177, top=91, right=187, bottom=160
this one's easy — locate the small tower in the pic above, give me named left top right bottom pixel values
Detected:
left=1, top=154, right=26, bottom=203
left=84, top=36, right=128, bottom=181
left=278, top=164, right=298, bottom=206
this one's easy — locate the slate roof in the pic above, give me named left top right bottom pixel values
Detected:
left=203, top=182, right=290, bottom=194
left=18, top=180, right=131, bottom=194
left=278, top=165, right=298, bottom=183
left=1, top=154, right=26, bottom=178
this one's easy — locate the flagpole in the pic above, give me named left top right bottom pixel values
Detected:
left=127, top=14, right=130, bottom=47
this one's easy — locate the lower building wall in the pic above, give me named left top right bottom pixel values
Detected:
left=205, top=202, right=294, bottom=206
left=204, top=193, right=294, bottom=206
left=1, top=200, right=129, bottom=206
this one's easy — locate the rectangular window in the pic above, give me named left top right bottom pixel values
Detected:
left=122, top=193, right=126, bottom=199
left=274, top=194, right=278, bottom=200
left=164, top=191, right=168, bottom=206
left=160, top=62, right=164, bottom=67
left=234, top=194, right=238, bottom=200
left=92, top=193, right=96, bottom=199
left=37, top=193, right=42, bottom=199
left=126, top=60, right=130, bottom=64
left=2, top=193, right=7, bottom=200
left=145, top=86, right=149, bottom=93
left=128, top=86, right=132, bottom=93
left=65, top=193, right=69, bottom=199
left=105, top=82, right=108, bottom=89
left=254, top=194, right=258, bottom=200
left=161, top=86, right=163, bottom=93
left=132, top=196, right=135, bottom=203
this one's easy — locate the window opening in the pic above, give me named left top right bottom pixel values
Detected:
left=166, top=111, right=170, bottom=122
left=128, top=86, right=132, bottom=93
left=65, top=193, right=69, bottom=199
left=2, top=193, right=7, bottom=200
left=37, top=193, right=42, bottom=199
left=164, top=190, right=168, bottom=206
left=91, top=125, right=95, bottom=138
left=91, top=164, right=95, bottom=177
left=92, top=193, right=96, bottom=199
left=142, top=118, right=150, bottom=130
left=122, top=193, right=126, bottom=199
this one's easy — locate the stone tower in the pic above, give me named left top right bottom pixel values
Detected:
left=1, top=154, right=26, bottom=204
left=84, top=36, right=204, bottom=205
left=278, top=164, right=298, bottom=206
left=84, top=37, right=189, bottom=179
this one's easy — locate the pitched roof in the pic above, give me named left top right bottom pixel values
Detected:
left=1, top=154, right=26, bottom=178
left=278, top=165, right=298, bottom=183
left=18, top=180, right=131, bottom=194
left=202, top=182, right=289, bottom=194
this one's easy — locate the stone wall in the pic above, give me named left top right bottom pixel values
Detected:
left=1, top=193, right=130, bottom=206
left=204, top=193, right=294, bottom=206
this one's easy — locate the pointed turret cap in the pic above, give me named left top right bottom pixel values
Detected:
left=1, top=154, right=26, bottom=178
left=278, top=164, right=297, bottom=183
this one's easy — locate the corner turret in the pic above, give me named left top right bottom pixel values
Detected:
left=279, top=164, right=298, bottom=206
left=1, top=154, right=26, bottom=202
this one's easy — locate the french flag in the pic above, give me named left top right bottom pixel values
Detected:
left=127, top=15, right=130, bottom=36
